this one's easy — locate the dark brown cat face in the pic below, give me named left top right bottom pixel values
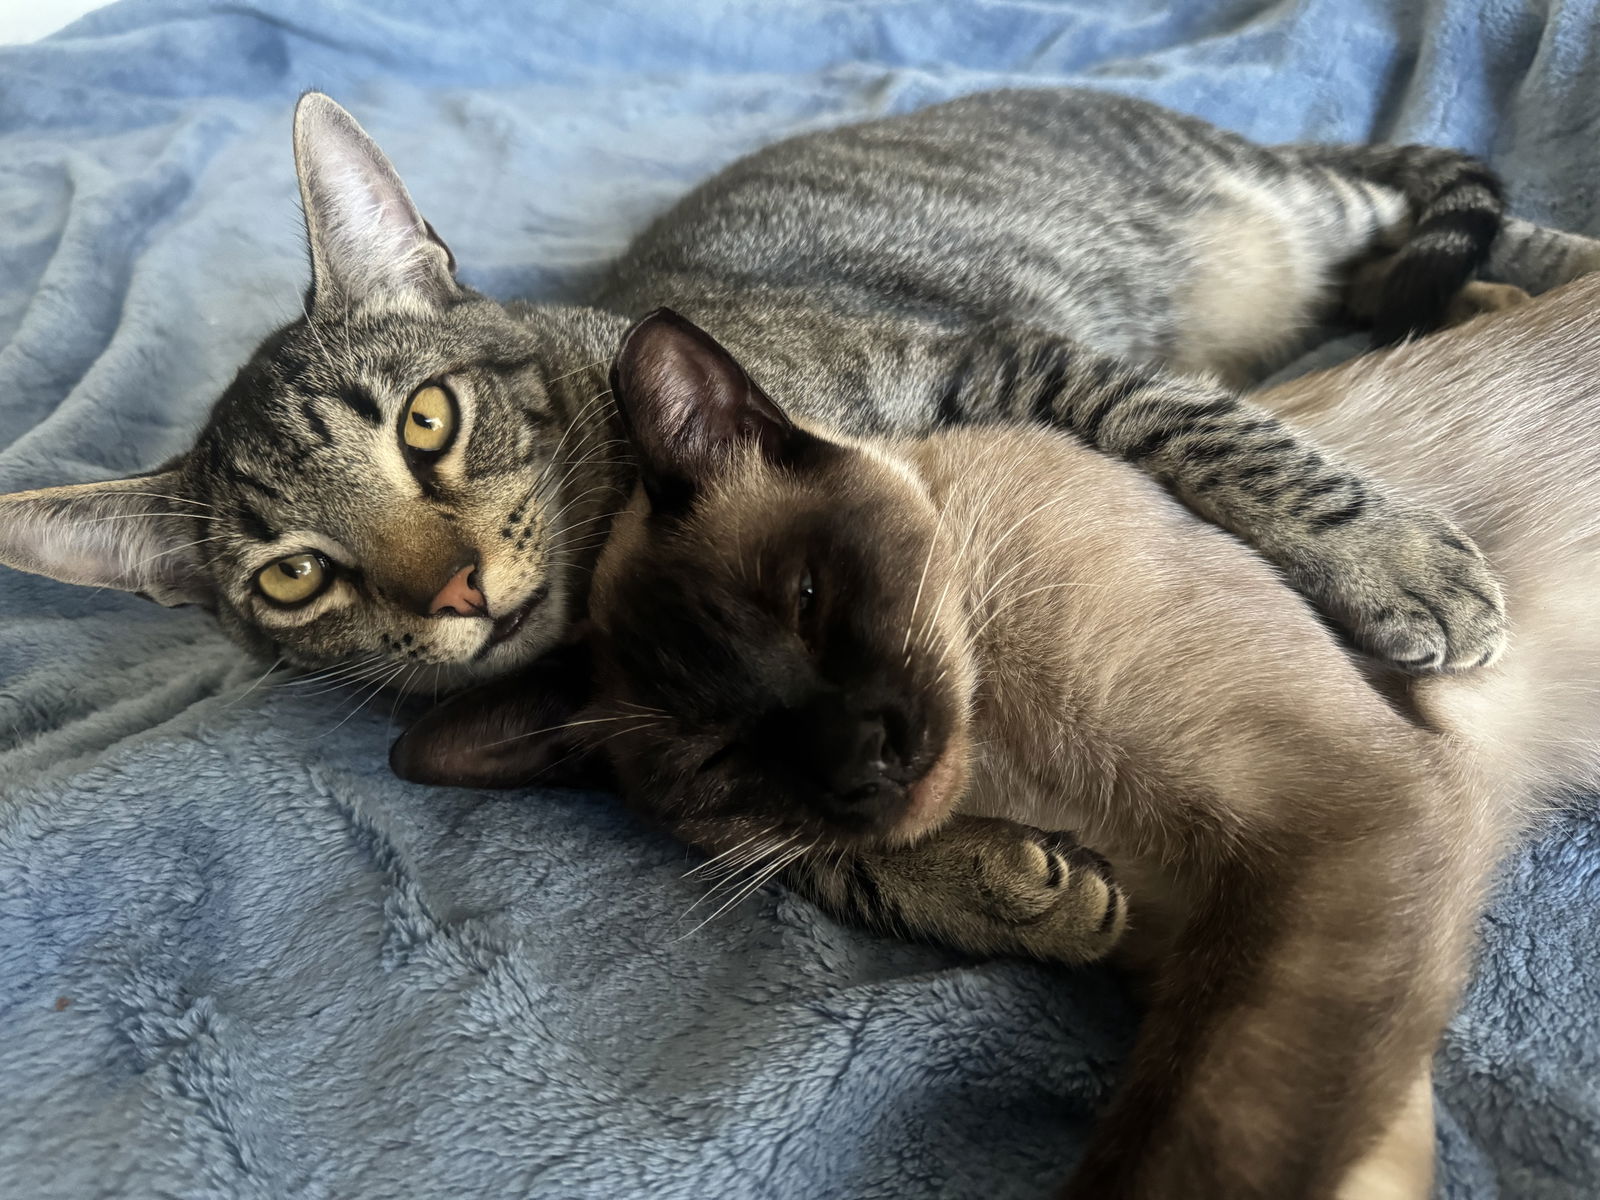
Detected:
left=393, top=310, right=974, bottom=850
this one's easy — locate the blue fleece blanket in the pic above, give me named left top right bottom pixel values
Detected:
left=2, top=2, right=1598, bottom=1196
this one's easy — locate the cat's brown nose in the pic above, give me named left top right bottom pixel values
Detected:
left=430, top=565, right=486, bottom=616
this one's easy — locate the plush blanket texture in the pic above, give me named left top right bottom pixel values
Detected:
left=1, top=2, right=1597, bottom=1196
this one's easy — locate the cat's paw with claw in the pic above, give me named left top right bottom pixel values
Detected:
left=1293, top=502, right=1506, bottom=673
left=787, top=815, right=1125, bottom=967
left=964, top=823, right=1127, bottom=965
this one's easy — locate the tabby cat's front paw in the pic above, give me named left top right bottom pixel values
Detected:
left=1306, top=503, right=1506, bottom=673
left=788, top=815, right=1126, bottom=967
left=969, top=825, right=1128, bottom=965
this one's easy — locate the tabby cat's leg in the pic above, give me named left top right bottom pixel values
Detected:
left=923, top=323, right=1506, bottom=672
left=1487, top=217, right=1600, bottom=293
left=780, top=816, right=1127, bottom=966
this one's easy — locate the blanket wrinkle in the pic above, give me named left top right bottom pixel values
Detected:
left=1, top=2, right=1598, bottom=1197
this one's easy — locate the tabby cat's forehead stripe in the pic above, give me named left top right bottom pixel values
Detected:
left=226, top=463, right=286, bottom=504
left=481, top=352, right=545, bottom=377
left=337, top=383, right=383, bottom=425
left=300, top=397, right=335, bottom=445
left=235, top=500, right=280, bottom=543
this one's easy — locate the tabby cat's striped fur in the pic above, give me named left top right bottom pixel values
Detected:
left=4, top=88, right=1596, bottom=687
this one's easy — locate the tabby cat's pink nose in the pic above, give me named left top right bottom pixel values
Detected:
left=430, top=566, right=486, bottom=616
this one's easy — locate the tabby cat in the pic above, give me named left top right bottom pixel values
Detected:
left=391, top=281, right=1600, bottom=1198
left=15, top=87, right=1599, bottom=689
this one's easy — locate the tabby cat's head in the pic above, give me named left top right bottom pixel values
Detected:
left=0, top=95, right=616, bottom=688
left=393, top=310, right=975, bottom=851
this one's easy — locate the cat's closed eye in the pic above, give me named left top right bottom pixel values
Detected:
left=794, top=566, right=823, bottom=647
left=255, top=552, right=332, bottom=607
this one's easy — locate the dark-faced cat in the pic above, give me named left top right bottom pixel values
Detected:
left=392, top=282, right=1600, bottom=1198
left=14, top=89, right=1600, bottom=691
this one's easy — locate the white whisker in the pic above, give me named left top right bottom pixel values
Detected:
left=219, top=656, right=285, bottom=710
left=675, top=842, right=809, bottom=940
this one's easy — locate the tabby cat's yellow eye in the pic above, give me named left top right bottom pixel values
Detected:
left=256, top=552, right=330, bottom=607
left=402, top=384, right=457, bottom=455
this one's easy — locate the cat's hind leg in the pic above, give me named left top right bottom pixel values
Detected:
left=1169, top=145, right=1506, bottom=383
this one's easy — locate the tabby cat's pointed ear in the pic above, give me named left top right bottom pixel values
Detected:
left=292, top=92, right=459, bottom=314
left=0, top=470, right=214, bottom=608
left=610, top=308, right=816, bottom=512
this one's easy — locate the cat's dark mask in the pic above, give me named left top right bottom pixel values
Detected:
left=393, top=310, right=975, bottom=851
left=0, top=94, right=615, bottom=689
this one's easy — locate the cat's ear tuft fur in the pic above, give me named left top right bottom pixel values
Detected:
left=0, top=470, right=213, bottom=608
left=390, top=639, right=610, bottom=790
left=609, top=308, right=816, bottom=512
left=293, top=92, right=459, bottom=314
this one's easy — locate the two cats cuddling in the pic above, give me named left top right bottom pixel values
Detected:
left=4, top=86, right=1600, bottom=1198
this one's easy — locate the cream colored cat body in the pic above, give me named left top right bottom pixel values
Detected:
left=906, top=280, right=1600, bottom=1195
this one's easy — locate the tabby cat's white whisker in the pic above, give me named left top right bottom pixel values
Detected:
left=308, top=670, right=389, bottom=738
left=546, top=481, right=624, bottom=528
left=317, top=662, right=408, bottom=738
left=558, top=508, right=624, bottom=533
left=385, top=662, right=425, bottom=742
left=540, top=440, right=629, bottom=471
left=72, top=511, right=220, bottom=525
left=535, top=388, right=615, bottom=493
left=540, top=433, right=625, bottom=505
left=130, top=535, right=228, bottom=572
left=274, top=653, right=384, bottom=690
left=615, top=699, right=670, bottom=718
left=579, top=720, right=664, bottom=756
left=220, top=656, right=286, bottom=709
left=289, top=656, right=401, bottom=697
left=545, top=358, right=611, bottom=387
left=100, top=492, right=215, bottom=510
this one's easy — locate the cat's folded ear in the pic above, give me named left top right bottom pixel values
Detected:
left=609, top=308, right=823, bottom=513
left=390, top=638, right=611, bottom=791
left=293, top=92, right=460, bottom=315
left=0, top=469, right=213, bottom=608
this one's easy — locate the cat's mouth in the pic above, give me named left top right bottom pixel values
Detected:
left=479, top=585, right=550, bottom=657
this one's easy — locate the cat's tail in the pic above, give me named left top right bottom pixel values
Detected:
left=1285, top=143, right=1506, bottom=344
